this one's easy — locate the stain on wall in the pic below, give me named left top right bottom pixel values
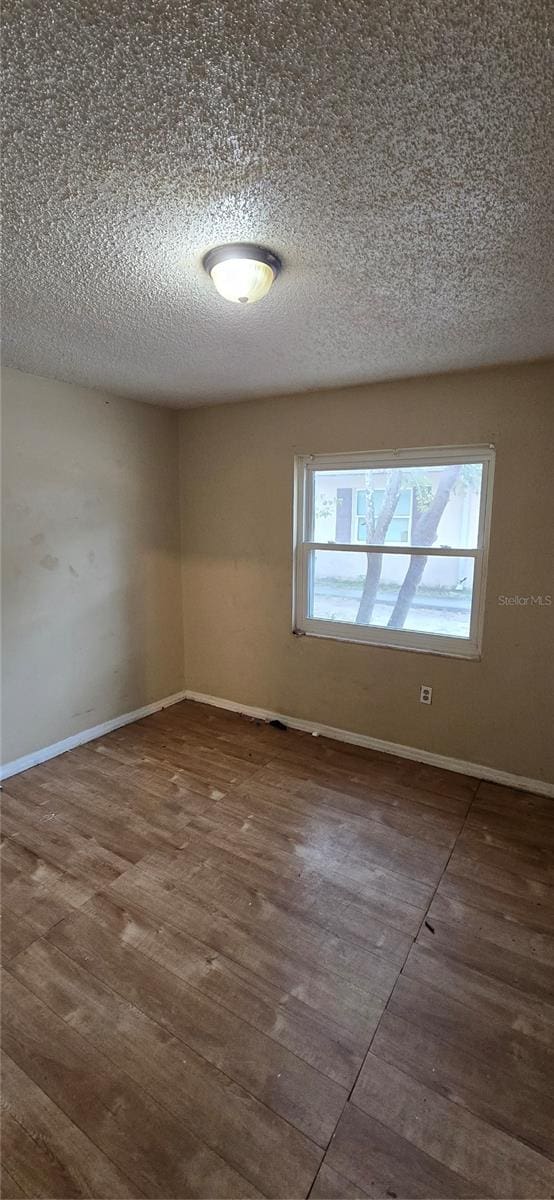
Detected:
left=39, top=553, right=59, bottom=571
left=1, top=368, right=184, bottom=765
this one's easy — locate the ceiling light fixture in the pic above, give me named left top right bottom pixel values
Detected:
left=203, top=243, right=281, bottom=305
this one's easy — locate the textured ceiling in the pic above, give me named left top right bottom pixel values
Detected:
left=2, top=0, right=553, bottom=407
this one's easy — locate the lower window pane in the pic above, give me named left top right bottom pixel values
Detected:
left=308, top=550, right=475, bottom=639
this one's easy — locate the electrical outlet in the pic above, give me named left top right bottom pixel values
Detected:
left=420, top=685, right=433, bottom=705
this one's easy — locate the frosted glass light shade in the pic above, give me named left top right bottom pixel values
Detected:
left=210, top=257, right=274, bottom=304
left=203, top=244, right=281, bottom=305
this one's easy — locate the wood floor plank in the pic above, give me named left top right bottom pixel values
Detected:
left=74, top=742, right=230, bottom=807
left=13, top=754, right=205, bottom=835
left=1, top=851, right=95, bottom=936
left=107, top=717, right=267, bottom=776
left=2, top=699, right=552, bottom=1199
left=415, top=913, right=554, bottom=1004
left=403, top=941, right=554, bottom=1048
left=170, top=796, right=435, bottom=915
left=45, top=907, right=348, bottom=1146
left=474, top=781, right=554, bottom=823
left=466, top=806, right=554, bottom=853
left=446, top=843, right=554, bottom=907
left=179, top=821, right=427, bottom=938
left=0, top=1164, right=28, bottom=1199
left=351, top=1053, right=554, bottom=1197
left=230, top=770, right=465, bottom=849
left=144, top=712, right=274, bottom=769
left=396, top=760, right=477, bottom=805
left=96, top=724, right=263, bottom=794
left=1, top=1051, right=140, bottom=1197
left=167, top=832, right=418, bottom=952
left=258, top=750, right=475, bottom=813
left=12, top=768, right=191, bottom=861
left=456, top=824, right=554, bottom=887
left=136, top=845, right=402, bottom=995
left=213, top=789, right=455, bottom=892
left=387, top=972, right=554, bottom=1099
left=438, top=866, right=554, bottom=935
left=1, top=911, right=38, bottom=964
left=427, top=887, right=554, bottom=966
left=1, top=967, right=267, bottom=1199
left=325, top=1102, right=479, bottom=1198
left=370, top=1009, right=554, bottom=1158
left=195, top=792, right=451, bottom=888
left=309, top=1163, right=370, bottom=1198
left=166, top=703, right=476, bottom=814
left=1, top=789, right=129, bottom=891
left=186, top=801, right=442, bottom=901
left=9, top=939, right=318, bottom=1198
left=81, top=889, right=363, bottom=1088
left=5, top=782, right=159, bottom=868
left=108, top=862, right=386, bottom=1038
left=1, top=1110, right=84, bottom=1200
left=256, top=758, right=471, bottom=819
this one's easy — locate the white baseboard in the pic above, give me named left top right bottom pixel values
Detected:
left=2, top=684, right=551, bottom=799
left=0, top=690, right=188, bottom=782
left=185, top=689, right=554, bottom=799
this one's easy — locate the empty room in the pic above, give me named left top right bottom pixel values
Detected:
left=1, top=1, right=553, bottom=1198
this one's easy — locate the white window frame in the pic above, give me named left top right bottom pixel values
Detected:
left=293, top=445, right=495, bottom=659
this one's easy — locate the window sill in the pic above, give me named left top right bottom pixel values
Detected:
left=293, top=626, right=482, bottom=660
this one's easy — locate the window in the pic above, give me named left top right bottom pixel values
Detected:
left=355, top=487, right=412, bottom=544
left=293, top=445, right=495, bottom=657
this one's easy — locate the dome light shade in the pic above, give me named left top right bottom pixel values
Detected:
left=203, top=243, right=281, bottom=304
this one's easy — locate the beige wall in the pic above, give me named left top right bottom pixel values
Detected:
left=179, top=362, right=554, bottom=785
left=1, top=369, right=184, bottom=765
left=3, top=362, right=552, bottom=783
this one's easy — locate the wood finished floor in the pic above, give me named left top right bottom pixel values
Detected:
left=1, top=700, right=553, bottom=1200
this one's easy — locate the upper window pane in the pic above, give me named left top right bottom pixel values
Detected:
left=311, top=462, right=483, bottom=549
